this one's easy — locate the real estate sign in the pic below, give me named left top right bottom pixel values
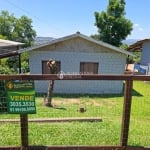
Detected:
left=5, top=81, right=36, bottom=114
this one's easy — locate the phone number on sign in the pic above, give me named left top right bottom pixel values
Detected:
left=10, top=101, right=35, bottom=107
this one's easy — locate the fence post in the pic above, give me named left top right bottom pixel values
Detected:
left=18, top=54, right=28, bottom=150
left=120, top=79, right=133, bottom=146
left=20, top=114, right=28, bottom=150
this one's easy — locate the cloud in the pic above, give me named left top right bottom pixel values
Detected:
left=133, top=23, right=144, bottom=32
left=127, top=23, right=147, bottom=39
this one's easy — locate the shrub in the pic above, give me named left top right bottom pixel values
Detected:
left=0, top=65, right=16, bottom=74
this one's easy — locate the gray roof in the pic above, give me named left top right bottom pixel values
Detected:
left=0, top=39, right=24, bottom=47
left=19, top=32, right=135, bottom=57
left=0, top=39, right=24, bottom=59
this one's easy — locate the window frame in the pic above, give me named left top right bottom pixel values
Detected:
left=42, top=60, right=61, bottom=74
left=80, top=62, right=99, bottom=74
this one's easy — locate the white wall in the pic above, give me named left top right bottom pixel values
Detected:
left=29, top=50, right=126, bottom=94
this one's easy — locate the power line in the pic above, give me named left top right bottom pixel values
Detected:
left=5, top=0, right=41, bottom=22
left=4, top=0, right=67, bottom=37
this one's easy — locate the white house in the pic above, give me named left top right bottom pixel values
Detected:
left=127, top=39, right=150, bottom=75
left=20, top=32, right=134, bottom=94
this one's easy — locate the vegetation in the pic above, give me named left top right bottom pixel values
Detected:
left=0, top=81, right=149, bottom=146
left=93, top=0, right=133, bottom=46
left=0, top=64, right=15, bottom=74
left=0, top=58, right=16, bottom=74
left=0, top=10, right=36, bottom=47
left=0, top=53, right=29, bottom=74
left=0, top=10, right=36, bottom=74
left=119, top=43, right=142, bottom=64
left=132, top=51, right=141, bottom=63
left=46, top=59, right=58, bottom=107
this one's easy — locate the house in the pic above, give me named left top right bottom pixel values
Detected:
left=20, top=32, right=134, bottom=94
left=127, top=39, right=150, bottom=75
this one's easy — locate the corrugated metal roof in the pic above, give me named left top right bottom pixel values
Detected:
left=0, top=39, right=24, bottom=47
left=0, top=39, right=24, bottom=59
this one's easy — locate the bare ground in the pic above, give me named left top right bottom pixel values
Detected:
left=51, top=98, right=116, bottom=107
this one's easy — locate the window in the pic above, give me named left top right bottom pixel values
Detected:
left=42, top=60, right=61, bottom=74
left=80, top=62, right=99, bottom=74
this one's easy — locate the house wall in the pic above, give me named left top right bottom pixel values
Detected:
left=141, top=41, right=150, bottom=65
left=29, top=37, right=126, bottom=94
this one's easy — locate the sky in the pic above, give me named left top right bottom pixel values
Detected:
left=0, top=0, right=150, bottom=40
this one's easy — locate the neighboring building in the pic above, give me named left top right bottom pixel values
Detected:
left=20, top=32, right=134, bottom=94
left=127, top=39, right=150, bottom=75
left=0, top=39, right=23, bottom=59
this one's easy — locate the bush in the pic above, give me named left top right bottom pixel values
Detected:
left=21, top=61, right=30, bottom=73
left=0, top=65, right=16, bottom=74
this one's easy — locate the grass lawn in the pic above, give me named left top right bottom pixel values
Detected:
left=0, top=81, right=149, bottom=146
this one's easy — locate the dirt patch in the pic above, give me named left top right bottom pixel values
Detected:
left=53, top=98, right=81, bottom=105
left=52, top=98, right=105, bottom=107
left=91, top=100, right=103, bottom=107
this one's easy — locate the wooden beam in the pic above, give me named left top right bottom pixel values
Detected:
left=120, top=79, right=133, bottom=146
left=0, top=74, right=150, bottom=81
left=20, top=114, right=28, bottom=150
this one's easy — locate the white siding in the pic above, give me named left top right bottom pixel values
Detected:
left=29, top=38, right=126, bottom=94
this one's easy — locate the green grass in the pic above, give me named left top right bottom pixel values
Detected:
left=0, top=81, right=149, bottom=146
left=0, top=94, right=123, bottom=119
left=128, top=81, right=150, bottom=146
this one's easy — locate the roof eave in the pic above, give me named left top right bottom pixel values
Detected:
left=0, top=51, right=18, bottom=59
left=0, top=39, right=24, bottom=47
left=127, top=39, right=150, bottom=51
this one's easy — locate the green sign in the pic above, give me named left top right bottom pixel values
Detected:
left=5, top=81, right=36, bottom=114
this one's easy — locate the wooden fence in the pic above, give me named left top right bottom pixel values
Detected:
left=0, top=74, right=150, bottom=150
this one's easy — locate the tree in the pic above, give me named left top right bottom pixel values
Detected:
left=0, top=10, right=36, bottom=73
left=45, top=59, right=58, bottom=107
left=94, top=0, right=133, bottom=46
left=12, top=15, right=36, bottom=47
left=21, top=52, right=30, bottom=72
left=0, top=10, right=36, bottom=47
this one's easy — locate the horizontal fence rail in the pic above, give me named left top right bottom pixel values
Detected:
left=0, top=74, right=150, bottom=81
